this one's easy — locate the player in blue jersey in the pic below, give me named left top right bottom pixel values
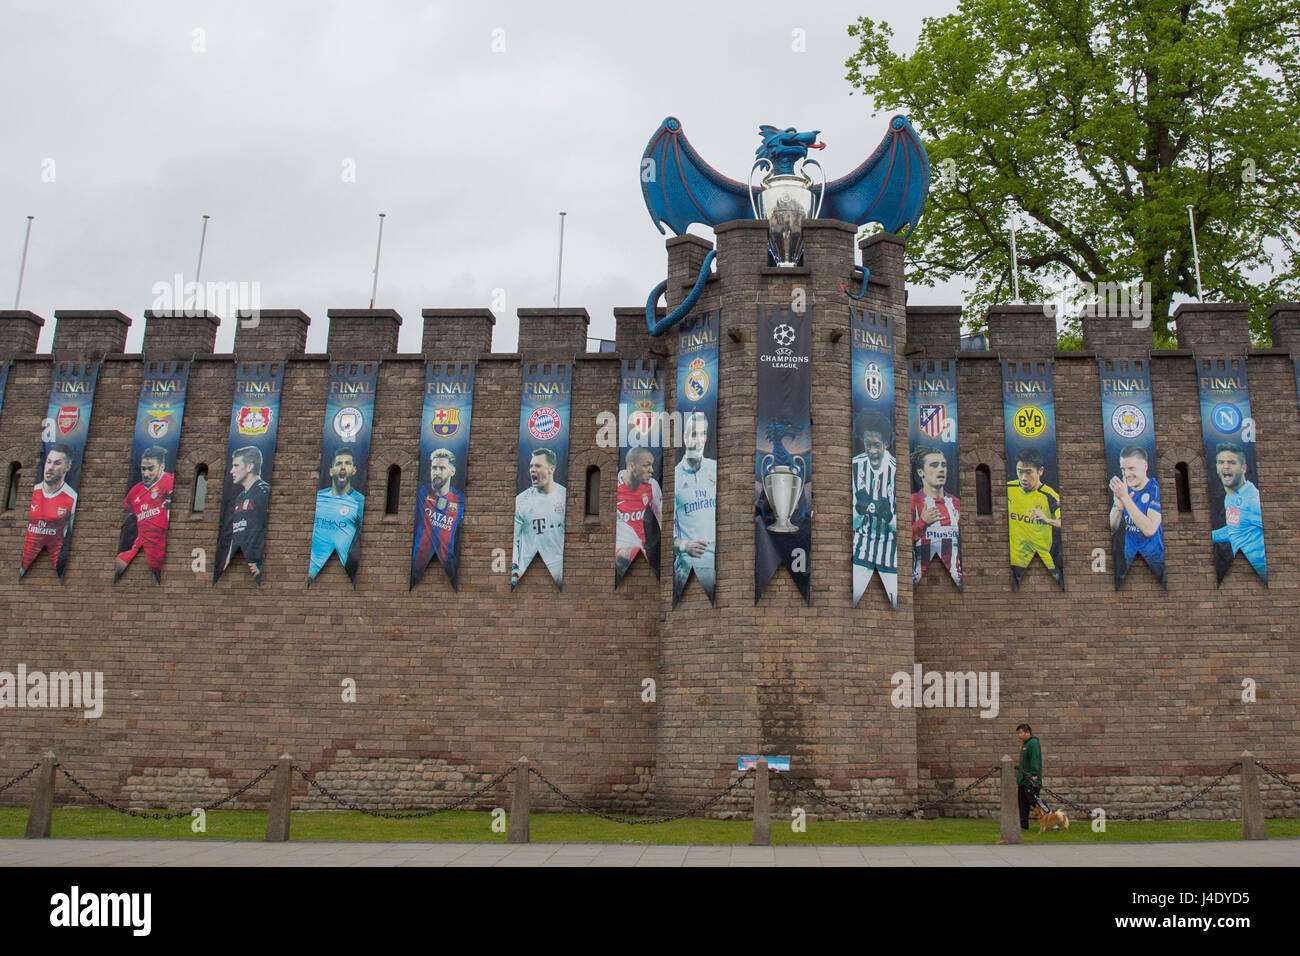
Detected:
left=1211, top=442, right=1266, bottom=578
left=309, top=447, right=365, bottom=581
left=1108, top=444, right=1164, bottom=582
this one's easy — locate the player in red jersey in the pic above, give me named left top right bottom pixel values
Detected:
left=116, top=445, right=173, bottom=581
left=20, top=443, right=78, bottom=578
left=411, top=448, right=463, bottom=587
left=615, top=446, right=663, bottom=576
left=910, top=445, right=961, bottom=587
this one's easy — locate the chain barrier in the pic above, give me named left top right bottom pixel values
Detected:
left=1257, top=761, right=1300, bottom=794
left=0, top=763, right=42, bottom=796
left=774, top=766, right=1000, bottom=819
left=1041, top=762, right=1242, bottom=821
left=294, top=765, right=514, bottom=819
left=57, top=764, right=275, bottom=820
left=527, top=766, right=754, bottom=825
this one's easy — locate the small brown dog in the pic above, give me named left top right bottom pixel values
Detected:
left=1032, top=804, right=1069, bottom=833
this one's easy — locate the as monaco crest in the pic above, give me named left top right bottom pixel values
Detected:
left=57, top=406, right=80, bottom=435
left=237, top=406, right=272, bottom=435
left=628, top=401, right=656, bottom=440
left=431, top=407, right=460, bottom=438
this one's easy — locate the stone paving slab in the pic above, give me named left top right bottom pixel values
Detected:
left=0, top=837, right=1296, bottom=866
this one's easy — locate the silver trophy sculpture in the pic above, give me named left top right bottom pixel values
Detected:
left=761, top=453, right=806, bottom=533
left=750, top=158, right=825, bottom=267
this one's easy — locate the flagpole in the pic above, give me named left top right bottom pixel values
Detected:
left=14, top=215, right=34, bottom=310
left=1187, top=205, right=1204, bottom=302
left=369, top=213, right=386, bottom=309
left=195, top=214, right=211, bottom=286
left=554, top=211, right=566, bottom=306
left=1007, top=207, right=1020, bottom=303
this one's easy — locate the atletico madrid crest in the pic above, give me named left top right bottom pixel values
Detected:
left=431, top=407, right=460, bottom=437
left=920, top=403, right=946, bottom=439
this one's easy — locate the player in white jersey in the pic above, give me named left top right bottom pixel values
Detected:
left=852, top=410, right=898, bottom=607
left=512, top=448, right=567, bottom=588
left=673, top=412, right=717, bottom=597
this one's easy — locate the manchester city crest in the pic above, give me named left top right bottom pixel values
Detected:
left=333, top=406, right=364, bottom=441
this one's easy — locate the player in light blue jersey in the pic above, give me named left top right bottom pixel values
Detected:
left=310, top=447, right=365, bottom=580
left=1211, top=442, right=1266, bottom=577
left=673, top=412, right=717, bottom=598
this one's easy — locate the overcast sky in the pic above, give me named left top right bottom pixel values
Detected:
left=1, top=0, right=966, bottom=354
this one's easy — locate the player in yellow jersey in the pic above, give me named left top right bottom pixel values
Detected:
left=1007, top=448, right=1062, bottom=587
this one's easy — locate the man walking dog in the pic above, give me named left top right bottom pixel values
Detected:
left=1016, top=723, right=1043, bottom=830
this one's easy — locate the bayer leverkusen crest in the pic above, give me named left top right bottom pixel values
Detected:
left=237, top=406, right=272, bottom=435
left=57, top=406, right=79, bottom=435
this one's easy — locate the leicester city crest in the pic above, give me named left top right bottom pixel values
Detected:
left=1111, top=403, right=1146, bottom=439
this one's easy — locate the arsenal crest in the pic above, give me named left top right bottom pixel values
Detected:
left=57, top=406, right=79, bottom=435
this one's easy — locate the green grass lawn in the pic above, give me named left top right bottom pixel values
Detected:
left=2, top=807, right=1297, bottom=844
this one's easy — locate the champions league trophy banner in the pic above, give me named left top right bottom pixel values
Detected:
left=512, top=363, right=572, bottom=590
left=411, top=363, right=475, bottom=591
left=756, top=306, right=812, bottom=604
left=851, top=310, right=897, bottom=607
left=19, top=362, right=99, bottom=580
left=308, top=363, right=379, bottom=585
left=673, top=311, right=719, bottom=608
left=1002, top=361, right=1064, bottom=590
left=1099, top=360, right=1165, bottom=589
left=908, top=359, right=961, bottom=591
left=115, top=362, right=189, bottom=583
left=214, top=363, right=284, bottom=586
left=1197, top=357, right=1266, bottom=585
left=615, top=360, right=664, bottom=587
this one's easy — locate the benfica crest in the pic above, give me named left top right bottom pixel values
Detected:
left=57, top=406, right=79, bottom=435
left=147, top=407, right=173, bottom=438
left=431, top=407, right=460, bottom=437
left=237, top=406, right=272, bottom=435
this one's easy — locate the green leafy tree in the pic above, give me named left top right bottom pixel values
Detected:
left=846, top=0, right=1300, bottom=343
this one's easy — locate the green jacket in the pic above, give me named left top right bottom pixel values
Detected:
left=1017, top=736, right=1042, bottom=787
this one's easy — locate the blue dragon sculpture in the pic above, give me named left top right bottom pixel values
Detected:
left=640, top=116, right=930, bottom=333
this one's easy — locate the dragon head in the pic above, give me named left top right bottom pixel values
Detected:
left=756, top=125, right=826, bottom=175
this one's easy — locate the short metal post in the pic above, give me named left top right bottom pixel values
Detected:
left=1241, top=751, right=1266, bottom=840
left=507, top=757, right=530, bottom=844
left=24, top=752, right=57, bottom=838
left=751, top=758, right=771, bottom=846
left=264, top=754, right=292, bottom=842
left=1000, top=754, right=1022, bottom=844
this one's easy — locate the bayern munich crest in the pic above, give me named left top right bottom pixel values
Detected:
left=528, top=406, right=562, bottom=441
left=332, top=406, right=364, bottom=441
left=1110, top=403, right=1146, bottom=439
left=686, top=358, right=709, bottom=402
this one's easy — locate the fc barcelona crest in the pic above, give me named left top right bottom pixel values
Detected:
left=431, top=407, right=460, bottom=437
left=57, top=405, right=79, bottom=434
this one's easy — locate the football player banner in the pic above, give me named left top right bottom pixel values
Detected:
left=756, top=305, right=813, bottom=604
left=1002, top=361, right=1064, bottom=590
left=309, top=362, right=379, bottom=585
left=1197, top=357, right=1266, bottom=585
left=851, top=309, right=896, bottom=607
left=19, top=362, right=99, bottom=580
left=115, top=362, right=189, bottom=583
left=0, top=363, right=9, bottom=420
left=214, top=362, right=284, bottom=585
left=672, top=310, right=719, bottom=608
left=908, top=359, right=961, bottom=590
left=1099, top=359, right=1165, bottom=589
left=411, top=362, right=474, bottom=590
left=615, top=359, right=664, bottom=587
left=512, top=363, right=572, bottom=590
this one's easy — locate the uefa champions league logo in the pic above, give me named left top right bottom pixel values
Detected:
left=1111, top=403, right=1146, bottom=438
left=772, top=323, right=795, bottom=346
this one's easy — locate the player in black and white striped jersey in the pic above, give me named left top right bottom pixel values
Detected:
left=852, top=410, right=898, bottom=607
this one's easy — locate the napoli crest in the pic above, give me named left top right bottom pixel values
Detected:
left=1110, top=403, right=1146, bottom=439
left=1211, top=403, right=1242, bottom=434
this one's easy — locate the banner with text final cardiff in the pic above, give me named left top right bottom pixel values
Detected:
left=309, top=362, right=379, bottom=585
left=908, top=359, right=961, bottom=591
left=115, top=362, right=189, bottom=583
left=1002, top=361, right=1063, bottom=590
left=512, top=363, right=572, bottom=590
left=1197, top=357, right=1266, bottom=585
left=20, top=363, right=99, bottom=580
left=851, top=309, right=897, bottom=607
left=672, top=311, right=719, bottom=608
left=1099, top=359, right=1165, bottom=589
left=411, top=363, right=475, bottom=591
left=615, top=359, right=664, bottom=587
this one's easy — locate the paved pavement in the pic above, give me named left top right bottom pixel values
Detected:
left=1, top=838, right=1296, bottom=866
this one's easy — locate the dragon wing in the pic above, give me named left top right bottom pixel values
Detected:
left=819, top=115, right=930, bottom=235
left=641, top=117, right=754, bottom=236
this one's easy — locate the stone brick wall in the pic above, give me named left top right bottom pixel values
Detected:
left=0, top=235, right=1297, bottom=819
